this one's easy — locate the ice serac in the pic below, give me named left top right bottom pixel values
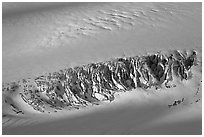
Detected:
left=2, top=49, right=199, bottom=114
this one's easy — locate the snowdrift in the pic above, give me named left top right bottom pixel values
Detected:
left=2, top=2, right=202, bottom=135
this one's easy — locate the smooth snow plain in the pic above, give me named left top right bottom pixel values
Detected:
left=2, top=2, right=202, bottom=135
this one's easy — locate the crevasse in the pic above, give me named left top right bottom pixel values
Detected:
left=2, top=49, right=198, bottom=113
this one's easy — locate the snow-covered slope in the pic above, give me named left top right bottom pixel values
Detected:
left=2, top=2, right=202, bottom=135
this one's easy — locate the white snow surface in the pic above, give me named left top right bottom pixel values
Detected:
left=2, top=2, right=202, bottom=135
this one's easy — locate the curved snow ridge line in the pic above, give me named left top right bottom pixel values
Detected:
left=2, top=49, right=199, bottom=115
left=2, top=113, right=39, bottom=130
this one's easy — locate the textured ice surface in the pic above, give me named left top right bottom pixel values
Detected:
left=2, top=2, right=202, bottom=135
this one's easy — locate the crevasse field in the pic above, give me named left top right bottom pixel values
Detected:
left=2, top=2, right=202, bottom=135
